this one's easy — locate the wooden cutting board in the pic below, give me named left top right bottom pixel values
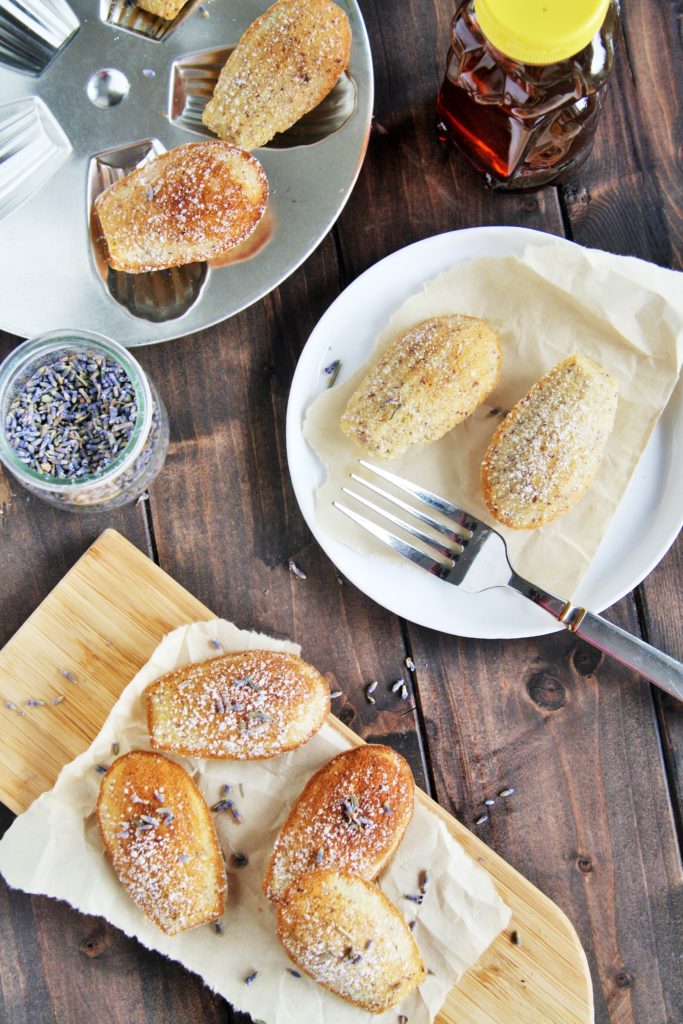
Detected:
left=0, top=529, right=593, bottom=1024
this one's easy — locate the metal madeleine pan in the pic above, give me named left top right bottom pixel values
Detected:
left=0, top=0, right=373, bottom=345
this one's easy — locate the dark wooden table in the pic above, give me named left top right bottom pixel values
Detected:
left=1, top=2, right=681, bottom=1022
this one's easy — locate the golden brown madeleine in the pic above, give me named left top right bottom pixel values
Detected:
left=277, top=869, right=426, bottom=1012
left=145, top=650, right=330, bottom=760
left=264, top=745, right=414, bottom=901
left=136, top=0, right=185, bottom=18
left=481, top=354, right=618, bottom=530
left=202, top=0, right=351, bottom=150
left=94, top=141, right=268, bottom=273
left=96, top=751, right=226, bottom=935
left=341, top=315, right=501, bottom=459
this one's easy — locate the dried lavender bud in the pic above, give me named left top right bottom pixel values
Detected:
left=5, top=354, right=138, bottom=480
left=212, top=799, right=233, bottom=813
left=288, top=560, right=307, bottom=579
left=324, top=360, right=341, bottom=387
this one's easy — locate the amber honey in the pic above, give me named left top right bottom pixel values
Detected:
left=437, top=0, right=619, bottom=190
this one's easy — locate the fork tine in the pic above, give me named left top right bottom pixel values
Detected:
left=333, top=500, right=453, bottom=578
left=358, top=459, right=474, bottom=534
left=340, top=485, right=462, bottom=560
left=348, top=472, right=465, bottom=544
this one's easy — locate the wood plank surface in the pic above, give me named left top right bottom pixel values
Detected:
left=0, top=1, right=681, bottom=1023
left=0, top=528, right=593, bottom=1024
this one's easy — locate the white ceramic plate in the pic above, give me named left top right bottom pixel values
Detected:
left=286, top=227, right=682, bottom=639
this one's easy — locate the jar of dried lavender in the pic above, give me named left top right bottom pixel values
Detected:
left=0, top=331, right=169, bottom=511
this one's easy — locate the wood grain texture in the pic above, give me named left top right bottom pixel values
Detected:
left=136, top=245, right=430, bottom=792
left=0, top=529, right=592, bottom=1024
left=0, top=334, right=152, bottom=646
left=558, top=0, right=683, bottom=266
left=410, top=593, right=683, bottom=1024
left=0, top=0, right=680, bottom=1022
left=637, top=533, right=683, bottom=838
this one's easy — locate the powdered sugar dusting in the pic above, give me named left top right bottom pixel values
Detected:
left=341, top=315, right=500, bottom=458
left=266, top=746, right=414, bottom=900
left=147, top=651, right=328, bottom=759
left=482, top=354, right=618, bottom=529
left=278, top=870, right=425, bottom=1013
left=95, top=141, right=268, bottom=273
left=203, top=0, right=351, bottom=149
left=98, top=752, right=226, bottom=935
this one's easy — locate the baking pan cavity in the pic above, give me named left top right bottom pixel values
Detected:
left=0, top=0, right=373, bottom=344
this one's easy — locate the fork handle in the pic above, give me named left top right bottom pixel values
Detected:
left=509, top=574, right=683, bottom=701
left=571, top=612, right=683, bottom=702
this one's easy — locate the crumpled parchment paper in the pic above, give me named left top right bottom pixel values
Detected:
left=0, top=618, right=510, bottom=1023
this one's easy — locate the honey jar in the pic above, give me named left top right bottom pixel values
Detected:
left=437, top=0, right=620, bottom=190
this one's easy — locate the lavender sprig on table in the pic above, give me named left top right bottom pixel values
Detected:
left=5, top=353, right=137, bottom=479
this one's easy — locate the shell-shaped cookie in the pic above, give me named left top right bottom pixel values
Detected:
left=97, top=751, right=226, bottom=935
left=481, top=354, right=618, bottom=529
left=94, top=141, right=268, bottom=273
left=264, top=744, right=414, bottom=901
left=202, top=0, right=351, bottom=150
left=341, top=315, right=501, bottom=459
left=277, top=869, right=426, bottom=1012
left=145, top=650, right=330, bottom=759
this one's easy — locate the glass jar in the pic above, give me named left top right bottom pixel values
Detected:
left=0, top=330, right=169, bottom=511
left=437, top=0, right=620, bottom=190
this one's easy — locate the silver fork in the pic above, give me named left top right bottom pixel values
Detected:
left=334, top=460, right=683, bottom=702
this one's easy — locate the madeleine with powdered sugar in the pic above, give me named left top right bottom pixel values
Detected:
left=202, top=0, right=351, bottom=151
left=341, top=315, right=501, bottom=459
left=94, top=141, right=268, bottom=273
left=482, top=354, right=618, bottom=530
left=97, top=751, right=226, bottom=935
left=263, top=745, right=414, bottom=902
left=145, top=650, right=330, bottom=760
left=277, top=869, right=426, bottom=1012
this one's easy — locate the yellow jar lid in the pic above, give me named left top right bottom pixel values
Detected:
left=475, top=0, right=609, bottom=65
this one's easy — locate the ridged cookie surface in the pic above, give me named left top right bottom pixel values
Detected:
left=202, top=0, right=351, bottom=150
left=94, top=141, right=268, bottom=273
left=264, top=745, right=414, bottom=901
left=97, top=751, right=226, bottom=935
left=277, top=869, right=426, bottom=1012
left=481, top=354, right=618, bottom=530
left=341, top=315, right=501, bottom=459
left=145, top=650, right=330, bottom=759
